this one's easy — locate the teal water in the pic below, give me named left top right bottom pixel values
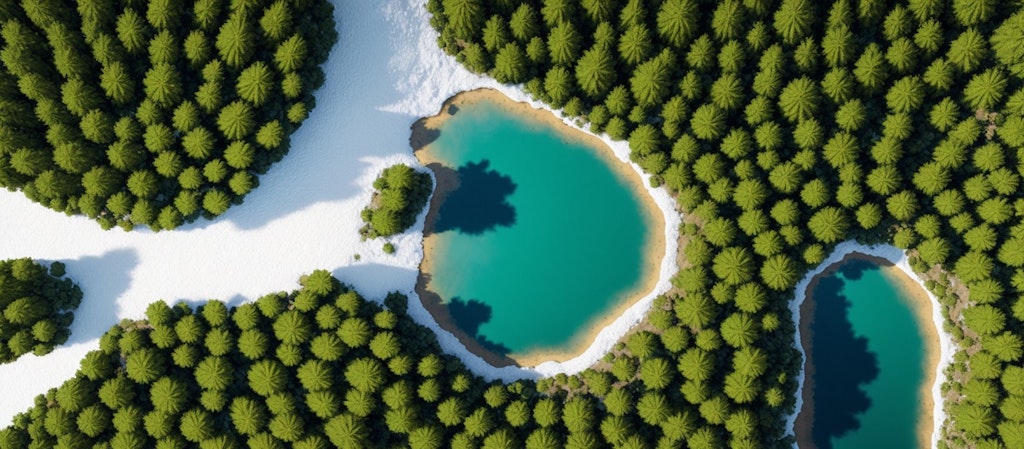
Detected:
left=807, top=259, right=928, bottom=449
left=423, top=97, right=654, bottom=358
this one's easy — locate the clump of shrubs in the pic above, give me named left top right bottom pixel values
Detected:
left=0, top=258, right=82, bottom=363
left=360, top=164, right=432, bottom=239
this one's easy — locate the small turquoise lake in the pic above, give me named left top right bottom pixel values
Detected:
left=803, top=258, right=931, bottom=449
left=416, top=93, right=656, bottom=362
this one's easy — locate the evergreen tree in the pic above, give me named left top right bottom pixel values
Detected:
left=508, top=4, right=539, bottom=42
left=216, top=13, right=255, bottom=67
left=547, top=22, right=580, bottom=66
left=656, top=0, right=698, bottom=48
left=492, top=43, right=527, bottom=83
left=948, top=28, right=988, bottom=73
left=773, top=0, right=813, bottom=44
left=778, top=77, right=820, bottom=122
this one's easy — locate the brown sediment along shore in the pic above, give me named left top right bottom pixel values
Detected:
left=795, top=252, right=940, bottom=449
left=409, top=88, right=667, bottom=368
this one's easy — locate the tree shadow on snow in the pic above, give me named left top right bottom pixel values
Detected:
left=59, top=248, right=139, bottom=346
left=810, top=260, right=881, bottom=449
left=180, top=1, right=442, bottom=231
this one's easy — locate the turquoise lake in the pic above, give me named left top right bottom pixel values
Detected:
left=420, top=96, right=654, bottom=359
left=806, top=259, right=928, bottom=448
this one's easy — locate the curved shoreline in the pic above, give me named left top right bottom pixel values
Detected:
left=787, top=241, right=955, bottom=449
left=410, top=88, right=678, bottom=371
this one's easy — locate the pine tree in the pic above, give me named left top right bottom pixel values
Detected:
left=618, top=24, right=652, bottom=67
left=773, top=0, right=813, bottom=44
left=965, top=68, right=1008, bottom=111
left=153, top=151, right=183, bottom=178
left=993, top=12, right=1024, bottom=77
left=124, top=348, right=164, bottom=383
left=492, top=43, right=527, bottom=83
left=143, top=63, right=183, bottom=106
left=540, top=0, right=575, bottom=26
left=853, top=43, right=888, bottom=90
left=216, top=12, right=255, bottom=67
left=182, top=127, right=216, bottom=160
left=690, top=104, right=726, bottom=140
left=656, top=0, right=698, bottom=48
left=126, top=170, right=158, bottom=199
left=712, top=247, right=755, bottom=285
left=508, top=4, right=539, bottom=42
left=761, top=254, right=799, bottom=290
left=481, top=15, right=510, bottom=53
left=543, top=66, right=573, bottom=107
left=778, top=77, right=820, bottom=122
left=442, top=0, right=484, bottom=41
left=259, top=1, right=292, bottom=41
left=345, top=358, right=386, bottom=393
left=631, top=51, right=675, bottom=107
left=546, top=22, right=581, bottom=66
left=712, top=0, right=745, bottom=40
left=721, top=312, right=759, bottom=347
left=183, top=30, right=212, bottom=66
left=885, top=75, right=925, bottom=113
left=948, top=28, right=988, bottom=73
left=217, top=101, right=255, bottom=140
left=115, top=8, right=149, bottom=54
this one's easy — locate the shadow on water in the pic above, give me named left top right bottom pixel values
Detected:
left=811, top=260, right=881, bottom=449
left=433, top=160, right=517, bottom=235
left=446, top=297, right=512, bottom=357
left=416, top=272, right=518, bottom=367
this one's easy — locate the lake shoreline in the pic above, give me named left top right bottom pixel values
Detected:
left=791, top=244, right=950, bottom=449
left=409, top=88, right=667, bottom=368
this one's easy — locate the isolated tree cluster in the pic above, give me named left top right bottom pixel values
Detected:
left=360, top=164, right=433, bottom=239
left=0, top=258, right=81, bottom=364
left=0, top=0, right=336, bottom=231
left=427, top=0, right=1024, bottom=446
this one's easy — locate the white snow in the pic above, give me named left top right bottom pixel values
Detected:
left=0, top=0, right=681, bottom=424
left=784, top=241, right=955, bottom=448
left=0, top=2, right=954, bottom=444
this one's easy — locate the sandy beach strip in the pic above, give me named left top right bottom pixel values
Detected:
left=409, top=88, right=667, bottom=368
left=788, top=242, right=954, bottom=449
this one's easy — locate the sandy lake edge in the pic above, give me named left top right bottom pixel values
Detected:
left=407, top=87, right=682, bottom=375
left=787, top=241, right=955, bottom=449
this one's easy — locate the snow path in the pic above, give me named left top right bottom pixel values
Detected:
left=0, top=0, right=680, bottom=424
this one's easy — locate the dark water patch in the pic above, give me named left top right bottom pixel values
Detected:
left=806, top=258, right=926, bottom=449
left=434, top=160, right=517, bottom=235
left=418, top=95, right=652, bottom=359
left=446, top=297, right=512, bottom=357
left=810, top=264, right=880, bottom=448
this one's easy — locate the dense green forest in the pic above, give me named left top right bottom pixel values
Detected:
left=425, top=0, right=1024, bottom=447
left=4, top=0, right=1024, bottom=448
left=0, top=258, right=82, bottom=364
left=360, top=164, right=434, bottom=240
left=0, top=272, right=693, bottom=449
left=0, top=0, right=336, bottom=231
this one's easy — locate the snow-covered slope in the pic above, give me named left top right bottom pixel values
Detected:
left=0, top=0, right=681, bottom=424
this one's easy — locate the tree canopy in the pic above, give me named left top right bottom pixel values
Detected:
left=0, top=0, right=337, bottom=231
left=424, top=0, right=1024, bottom=446
left=360, top=164, right=433, bottom=240
left=0, top=258, right=81, bottom=364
